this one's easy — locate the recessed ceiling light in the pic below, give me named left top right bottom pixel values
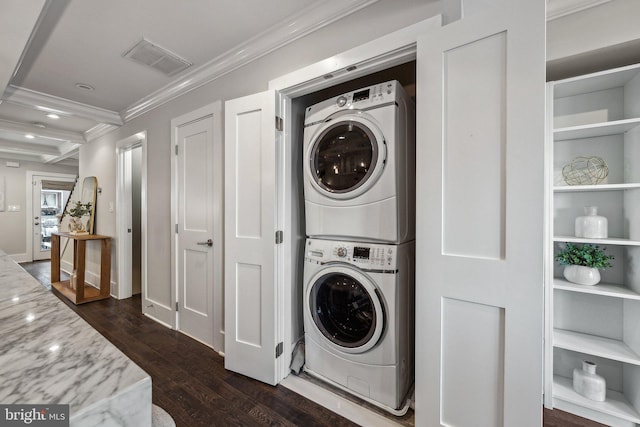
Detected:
left=33, top=122, right=46, bottom=128
left=75, top=83, right=94, bottom=91
left=25, top=134, right=35, bottom=139
left=46, top=113, right=60, bottom=119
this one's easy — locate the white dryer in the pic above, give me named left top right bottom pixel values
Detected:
left=303, top=81, right=415, bottom=244
left=303, top=238, right=414, bottom=413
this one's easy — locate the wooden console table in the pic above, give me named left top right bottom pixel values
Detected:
left=51, top=232, right=111, bottom=304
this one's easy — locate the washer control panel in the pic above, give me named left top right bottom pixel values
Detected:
left=305, top=238, right=396, bottom=269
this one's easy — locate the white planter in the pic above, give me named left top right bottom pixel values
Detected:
left=563, top=265, right=601, bottom=286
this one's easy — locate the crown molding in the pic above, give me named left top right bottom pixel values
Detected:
left=0, top=118, right=84, bottom=144
left=0, top=138, right=61, bottom=155
left=84, top=123, right=120, bottom=142
left=43, top=145, right=79, bottom=164
left=3, top=85, right=123, bottom=126
left=547, top=0, right=612, bottom=20
left=122, top=0, right=379, bottom=122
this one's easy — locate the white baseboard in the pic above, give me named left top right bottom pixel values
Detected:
left=280, top=375, right=405, bottom=427
left=10, top=253, right=29, bottom=263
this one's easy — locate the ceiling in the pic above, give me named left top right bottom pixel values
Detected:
left=0, top=0, right=381, bottom=165
left=0, top=0, right=611, bottom=166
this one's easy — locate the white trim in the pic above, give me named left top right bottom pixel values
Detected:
left=10, top=253, right=30, bottom=263
left=25, top=170, right=76, bottom=262
left=43, top=145, right=79, bottom=164
left=0, top=118, right=85, bottom=144
left=267, top=15, right=439, bottom=384
left=546, top=0, right=612, bottom=20
left=122, top=0, right=379, bottom=122
left=268, top=17, right=440, bottom=94
left=115, top=132, right=147, bottom=301
left=280, top=375, right=404, bottom=427
left=85, top=123, right=120, bottom=142
left=3, top=85, right=123, bottom=126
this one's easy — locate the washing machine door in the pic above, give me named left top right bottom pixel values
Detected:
left=306, top=114, right=386, bottom=200
left=306, top=265, right=385, bottom=354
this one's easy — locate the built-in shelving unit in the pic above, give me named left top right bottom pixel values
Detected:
left=546, top=63, right=640, bottom=427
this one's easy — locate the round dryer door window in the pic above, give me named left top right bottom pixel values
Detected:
left=308, top=116, right=386, bottom=200
left=307, top=266, right=384, bottom=353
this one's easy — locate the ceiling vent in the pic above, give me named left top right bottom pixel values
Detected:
left=123, top=38, right=192, bottom=76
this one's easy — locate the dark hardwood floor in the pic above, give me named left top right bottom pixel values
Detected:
left=20, top=260, right=604, bottom=427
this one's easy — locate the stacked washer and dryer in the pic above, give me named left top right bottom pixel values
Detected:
left=302, top=81, right=416, bottom=414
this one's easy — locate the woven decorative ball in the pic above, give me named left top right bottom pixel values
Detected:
left=562, top=156, right=608, bottom=185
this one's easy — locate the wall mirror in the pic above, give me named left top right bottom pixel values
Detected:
left=81, top=176, right=97, bottom=234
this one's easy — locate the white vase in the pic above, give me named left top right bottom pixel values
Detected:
left=575, top=206, right=608, bottom=238
left=563, top=265, right=601, bottom=286
left=573, top=361, right=606, bottom=402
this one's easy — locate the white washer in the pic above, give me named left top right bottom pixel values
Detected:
left=303, top=81, right=415, bottom=244
left=303, top=238, right=415, bottom=413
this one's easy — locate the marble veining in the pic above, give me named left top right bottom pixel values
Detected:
left=0, top=251, right=151, bottom=426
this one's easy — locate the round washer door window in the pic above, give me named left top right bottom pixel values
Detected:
left=307, top=115, right=386, bottom=200
left=307, top=266, right=384, bottom=354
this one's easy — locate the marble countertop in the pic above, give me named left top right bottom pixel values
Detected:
left=0, top=251, right=151, bottom=426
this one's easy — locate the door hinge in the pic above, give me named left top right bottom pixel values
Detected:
left=175, top=145, right=179, bottom=155
left=275, top=342, right=283, bottom=359
left=176, top=302, right=179, bottom=311
left=275, top=116, right=283, bottom=131
left=175, top=224, right=178, bottom=234
left=275, top=230, right=283, bottom=244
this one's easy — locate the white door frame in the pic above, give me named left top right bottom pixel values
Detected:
left=171, top=101, right=224, bottom=351
left=116, top=132, right=148, bottom=300
left=267, top=16, right=440, bottom=381
left=25, top=170, right=77, bottom=263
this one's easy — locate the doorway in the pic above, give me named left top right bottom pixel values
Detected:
left=27, top=172, right=75, bottom=261
left=116, top=133, right=146, bottom=301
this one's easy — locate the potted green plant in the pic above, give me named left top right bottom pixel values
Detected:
left=66, top=201, right=92, bottom=234
left=555, top=243, right=614, bottom=286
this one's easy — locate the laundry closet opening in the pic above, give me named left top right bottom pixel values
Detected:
left=288, top=60, right=417, bottom=423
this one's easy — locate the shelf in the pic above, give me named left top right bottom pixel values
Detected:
left=553, top=117, right=640, bottom=141
left=553, top=236, right=640, bottom=246
left=553, top=375, right=640, bottom=424
left=52, top=280, right=108, bottom=305
left=554, top=279, right=640, bottom=300
left=554, top=329, right=640, bottom=366
left=554, top=183, right=640, bottom=192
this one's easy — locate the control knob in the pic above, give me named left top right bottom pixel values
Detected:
left=336, top=96, right=348, bottom=107
left=336, top=247, right=348, bottom=258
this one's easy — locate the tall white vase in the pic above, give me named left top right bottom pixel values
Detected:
left=573, top=361, right=606, bottom=402
left=575, top=206, right=608, bottom=238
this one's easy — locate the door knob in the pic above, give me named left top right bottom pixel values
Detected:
left=197, top=239, right=213, bottom=247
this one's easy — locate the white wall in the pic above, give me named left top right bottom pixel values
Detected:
left=79, top=0, right=441, bottom=307
left=0, top=159, right=77, bottom=256
left=547, top=0, right=640, bottom=80
left=547, top=0, right=640, bottom=61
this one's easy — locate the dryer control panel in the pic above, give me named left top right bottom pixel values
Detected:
left=305, top=238, right=397, bottom=269
left=303, top=80, right=403, bottom=125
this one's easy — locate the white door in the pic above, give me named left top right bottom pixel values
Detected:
left=415, top=2, right=545, bottom=426
left=172, top=104, right=222, bottom=349
left=32, top=175, right=74, bottom=261
left=224, top=90, right=282, bottom=385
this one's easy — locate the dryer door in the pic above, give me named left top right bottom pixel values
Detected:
left=306, top=115, right=386, bottom=200
left=307, top=265, right=384, bottom=354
